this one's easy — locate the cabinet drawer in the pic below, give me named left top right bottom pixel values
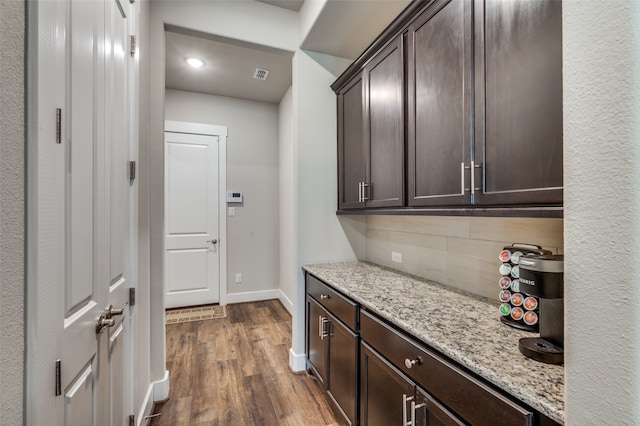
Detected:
left=306, top=274, right=358, bottom=331
left=360, top=309, right=534, bottom=426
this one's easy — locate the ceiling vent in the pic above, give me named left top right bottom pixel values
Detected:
left=253, top=68, right=270, bottom=81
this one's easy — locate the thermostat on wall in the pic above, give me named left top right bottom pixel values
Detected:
left=227, top=192, right=243, bottom=203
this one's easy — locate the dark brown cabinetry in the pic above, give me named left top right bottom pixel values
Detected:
left=408, top=0, right=472, bottom=207
left=337, top=37, right=404, bottom=210
left=333, top=0, right=563, bottom=216
left=361, top=342, right=465, bottom=426
left=305, top=275, right=358, bottom=425
left=474, top=0, right=563, bottom=205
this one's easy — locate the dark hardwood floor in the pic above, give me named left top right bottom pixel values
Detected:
left=150, top=300, right=344, bottom=426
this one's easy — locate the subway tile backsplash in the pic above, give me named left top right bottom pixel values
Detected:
left=365, top=216, right=564, bottom=300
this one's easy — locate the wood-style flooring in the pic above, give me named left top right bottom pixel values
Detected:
left=151, top=300, right=344, bottom=426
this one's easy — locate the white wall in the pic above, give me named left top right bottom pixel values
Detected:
left=165, top=89, right=280, bottom=302
left=279, top=87, right=296, bottom=313
left=0, top=1, right=25, bottom=424
left=564, top=1, right=640, bottom=423
left=289, top=50, right=361, bottom=369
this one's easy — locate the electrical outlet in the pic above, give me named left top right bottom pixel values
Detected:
left=235, top=273, right=242, bottom=283
left=391, top=251, right=402, bottom=264
left=228, top=207, right=236, bottom=216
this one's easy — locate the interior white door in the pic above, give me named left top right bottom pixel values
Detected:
left=164, top=131, right=220, bottom=309
left=27, top=0, right=136, bottom=424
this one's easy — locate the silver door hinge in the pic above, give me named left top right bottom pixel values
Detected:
left=129, top=288, right=136, bottom=306
left=129, top=161, right=136, bottom=182
left=129, top=414, right=135, bottom=426
left=56, top=108, right=62, bottom=144
left=130, top=35, right=136, bottom=57
left=55, top=359, right=61, bottom=396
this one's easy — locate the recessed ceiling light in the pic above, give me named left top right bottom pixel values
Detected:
left=185, top=57, right=205, bottom=68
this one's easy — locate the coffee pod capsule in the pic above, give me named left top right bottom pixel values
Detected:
left=523, top=310, right=539, bottom=326
left=511, top=279, right=520, bottom=292
left=499, top=263, right=512, bottom=276
left=499, top=290, right=512, bottom=303
left=499, top=250, right=512, bottom=262
left=511, top=251, right=524, bottom=264
left=511, top=264, right=520, bottom=278
left=498, top=276, right=512, bottom=289
left=510, top=307, right=524, bottom=321
left=523, top=296, right=538, bottom=311
left=499, top=303, right=511, bottom=316
left=510, top=293, right=524, bottom=307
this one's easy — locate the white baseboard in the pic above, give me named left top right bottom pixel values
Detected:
left=152, top=370, right=170, bottom=402
left=289, top=347, right=306, bottom=372
left=136, top=384, right=155, bottom=426
left=278, top=289, right=293, bottom=315
left=225, top=289, right=280, bottom=304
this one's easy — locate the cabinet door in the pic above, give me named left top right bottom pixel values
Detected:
left=407, top=0, right=472, bottom=206
left=307, top=297, right=328, bottom=387
left=365, top=37, right=405, bottom=208
left=327, top=313, right=358, bottom=425
left=360, top=342, right=414, bottom=426
left=474, top=0, right=563, bottom=205
left=414, top=387, right=467, bottom=426
left=338, top=74, right=367, bottom=210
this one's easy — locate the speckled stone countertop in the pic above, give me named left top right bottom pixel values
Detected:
left=302, top=261, right=564, bottom=424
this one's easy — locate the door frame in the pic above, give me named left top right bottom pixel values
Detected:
left=164, top=120, right=228, bottom=306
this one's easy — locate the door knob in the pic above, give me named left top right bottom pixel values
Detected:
left=96, top=314, right=115, bottom=334
left=206, top=239, right=218, bottom=244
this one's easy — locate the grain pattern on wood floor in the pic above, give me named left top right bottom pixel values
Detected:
left=151, top=300, right=344, bottom=426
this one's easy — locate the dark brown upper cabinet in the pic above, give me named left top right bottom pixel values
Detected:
left=407, top=0, right=472, bottom=207
left=333, top=0, right=563, bottom=216
left=337, top=37, right=405, bottom=210
left=473, top=0, right=563, bottom=205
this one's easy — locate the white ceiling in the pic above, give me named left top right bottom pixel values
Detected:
left=164, top=0, right=411, bottom=103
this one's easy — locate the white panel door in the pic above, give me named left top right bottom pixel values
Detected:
left=105, top=0, right=133, bottom=424
left=27, top=0, right=136, bottom=424
left=164, top=131, right=220, bottom=308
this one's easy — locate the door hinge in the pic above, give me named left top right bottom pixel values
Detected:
left=56, top=108, right=62, bottom=144
left=55, top=359, right=61, bottom=396
left=130, top=35, right=137, bottom=57
left=129, top=161, right=136, bottom=182
left=129, top=414, right=135, bottom=426
left=129, top=287, right=136, bottom=306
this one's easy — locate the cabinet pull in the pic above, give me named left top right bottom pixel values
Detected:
left=402, top=394, right=414, bottom=426
left=404, top=357, right=421, bottom=369
left=319, top=316, right=329, bottom=340
left=411, top=401, right=426, bottom=426
left=460, top=162, right=466, bottom=195
left=358, top=182, right=363, bottom=202
left=320, top=294, right=330, bottom=300
left=363, top=182, right=370, bottom=201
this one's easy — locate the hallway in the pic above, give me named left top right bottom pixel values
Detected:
left=151, top=300, right=344, bottom=425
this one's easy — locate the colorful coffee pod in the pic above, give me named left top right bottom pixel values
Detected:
left=523, top=310, right=539, bottom=326
left=510, top=264, right=519, bottom=278
left=499, top=303, right=511, bottom=316
left=511, top=251, right=524, bottom=264
left=510, top=293, right=524, bottom=306
left=499, top=250, right=512, bottom=262
left=511, top=279, right=520, bottom=292
left=510, top=307, right=524, bottom=321
left=499, top=263, right=512, bottom=276
left=499, top=290, right=512, bottom=303
left=498, top=276, right=512, bottom=289
left=523, top=296, right=538, bottom=311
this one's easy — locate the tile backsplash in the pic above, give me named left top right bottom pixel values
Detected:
left=365, top=216, right=564, bottom=301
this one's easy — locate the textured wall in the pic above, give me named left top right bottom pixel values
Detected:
left=564, top=1, right=640, bottom=423
left=165, top=89, right=280, bottom=299
left=0, top=1, right=25, bottom=425
left=366, top=216, right=563, bottom=300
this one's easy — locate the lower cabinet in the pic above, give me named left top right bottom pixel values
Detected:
left=360, top=341, right=464, bottom=426
left=306, top=290, right=358, bottom=425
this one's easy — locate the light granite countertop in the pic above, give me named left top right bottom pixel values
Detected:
left=302, top=261, right=564, bottom=424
